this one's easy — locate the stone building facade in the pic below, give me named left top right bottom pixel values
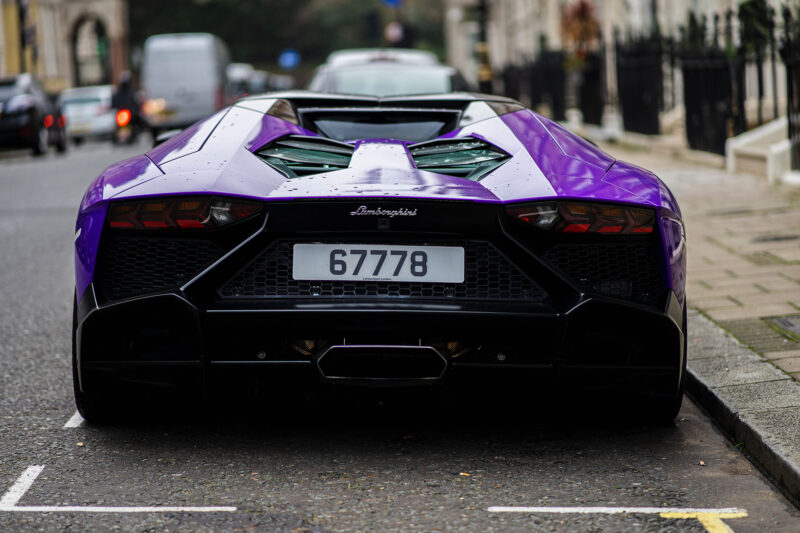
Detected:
left=0, top=0, right=128, bottom=93
left=445, top=0, right=787, bottom=128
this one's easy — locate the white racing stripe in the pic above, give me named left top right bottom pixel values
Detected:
left=487, top=506, right=747, bottom=515
left=0, top=466, right=45, bottom=508
left=63, top=411, right=84, bottom=428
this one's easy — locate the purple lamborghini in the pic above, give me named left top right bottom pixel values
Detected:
left=73, top=92, right=686, bottom=422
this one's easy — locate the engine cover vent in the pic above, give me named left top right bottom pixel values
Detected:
left=408, top=137, right=510, bottom=181
left=256, top=135, right=355, bottom=178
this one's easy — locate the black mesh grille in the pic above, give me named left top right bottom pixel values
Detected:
left=96, top=237, right=224, bottom=301
left=219, top=240, right=543, bottom=301
left=542, top=243, right=663, bottom=303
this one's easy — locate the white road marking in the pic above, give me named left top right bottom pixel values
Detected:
left=487, top=506, right=747, bottom=515
left=63, top=411, right=84, bottom=428
left=0, top=466, right=45, bottom=508
left=1, top=506, right=238, bottom=513
left=0, top=466, right=236, bottom=513
left=487, top=506, right=749, bottom=533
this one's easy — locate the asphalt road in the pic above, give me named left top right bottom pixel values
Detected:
left=1, top=141, right=800, bottom=532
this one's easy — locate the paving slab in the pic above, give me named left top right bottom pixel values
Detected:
left=713, top=380, right=800, bottom=411
left=764, top=350, right=800, bottom=361
left=689, top=354, right=788, bottom=388
left=773, top=357, right=800, bottom=374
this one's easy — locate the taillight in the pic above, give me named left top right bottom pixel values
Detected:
left=57, top=115, right=66, bottom=128
left=116, top=109, right=132, bottom=127
left=107, top=197, right=262, bottom=230
left=506, top=201, right=655, bottom=234
left=43, top=114, right=54, bottom=128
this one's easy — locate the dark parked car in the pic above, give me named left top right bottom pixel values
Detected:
left=0, top=74, right=67, bottom=155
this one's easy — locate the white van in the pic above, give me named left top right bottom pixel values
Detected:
left=141, top=33, right=231, bottom=135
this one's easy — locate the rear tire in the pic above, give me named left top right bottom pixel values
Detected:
left=32, top=126, right=47, bottom=156
left=55, top=131, right=67, bottom=153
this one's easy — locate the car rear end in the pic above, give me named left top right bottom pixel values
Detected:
left=73, top=94, right=685, bottom=420
left=59, top=85, right=114, bottom=142
left=76, top=196, right=683, bottom=409
left=0, top=78, right=38, bottom=149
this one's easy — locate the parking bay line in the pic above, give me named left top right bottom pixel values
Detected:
left=0, top=466, right=236, bottom=513
left=0, top=466, right=45, bottom=508
left=63, top=411, right=84, bottom=428
left=488, top=506, right=748, bottom=533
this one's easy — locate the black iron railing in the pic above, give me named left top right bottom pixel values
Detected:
left=678, top=12, right=746, bottom=154
left=782, top=7, right=800, bottom=170
left=616, top=35, right=663, bottom=135
left=579, top=50, right=604, bottom=125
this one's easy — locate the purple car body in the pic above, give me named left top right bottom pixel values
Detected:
left=73, top=92, right=686, bottom=422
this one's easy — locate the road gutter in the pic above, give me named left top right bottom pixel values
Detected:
left=686, top=310, right=800, bottom=504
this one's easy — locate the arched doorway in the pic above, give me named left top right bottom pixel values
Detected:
left=71, top=16, right=112, bottom=86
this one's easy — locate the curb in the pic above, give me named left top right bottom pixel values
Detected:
left=686, top=311, right=800, bottom=504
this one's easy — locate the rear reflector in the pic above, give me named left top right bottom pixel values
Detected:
left=107, top=197, right=261, bottom=230
left=506, top=201, right=656, bottom=235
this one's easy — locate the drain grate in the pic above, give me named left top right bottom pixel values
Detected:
left=719, top=317, right=799, bottom=353
left=751, top=234, right=800, bottom=243
left=772, top=316, right=800, bottom=339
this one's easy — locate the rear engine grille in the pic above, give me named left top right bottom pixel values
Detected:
left=219, top=240, right=543, bottom=301
left=256, top=135, right=354, bottom=178
left=96, top=237, right=224, bottom=301
left=542, top=243, right=663, bottom=304
left=408, top=137, right=510, bottom=181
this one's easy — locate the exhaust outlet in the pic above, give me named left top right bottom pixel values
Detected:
left=317, top=345, right=447, bottom=384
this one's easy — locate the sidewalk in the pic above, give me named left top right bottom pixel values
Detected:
left=600, top=137, right=800, bottom=500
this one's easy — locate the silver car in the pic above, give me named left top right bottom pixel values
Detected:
left=308, top=48, right=471, bottom=97
left=58, top=85, right=114, bottom=144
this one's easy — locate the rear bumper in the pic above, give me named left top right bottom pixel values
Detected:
left=75, top=284, right=685, bottom=399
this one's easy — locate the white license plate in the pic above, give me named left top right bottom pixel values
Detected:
left=69, top=123, right=91, bottom=134
left=292, top=244, right=465, bottom=283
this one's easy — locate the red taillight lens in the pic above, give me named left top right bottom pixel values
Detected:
left=506, top=201, right=655, bottom=234
left=108, top=197, right=261, bottom=230
left=57, top=115, right=66, bottom=128
left=43, top=114, right=54, bottom=128
left=116, top=109, right=132, bottom=127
